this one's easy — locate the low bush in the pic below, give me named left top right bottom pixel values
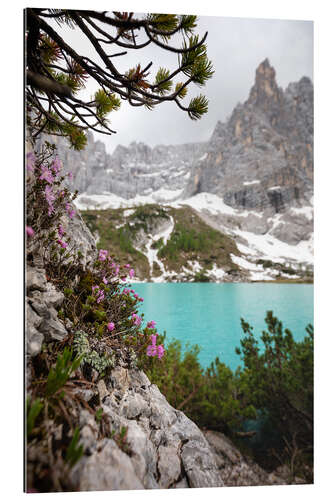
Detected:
left=144, top=312, right=313, bottom=481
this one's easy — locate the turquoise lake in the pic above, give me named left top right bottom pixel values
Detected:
left=132, top=283, right=314, bottom=371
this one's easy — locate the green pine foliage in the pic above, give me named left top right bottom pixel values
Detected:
left=154, top=67, right=173, bottom=95
left=181, top=34, right=214, bottom=85
left=174, top=82, right=188, bottom=99
left=94, top=89, right=121, bottom=118
left=236, top=312, right=313, bottom=476
left=188, top=95, right=209, bottom=120
left=180, top=15, right=197, bottom=34
left=26, top=10, right=214, bottom=150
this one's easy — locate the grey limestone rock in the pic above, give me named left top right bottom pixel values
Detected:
left=26, top=267, right=47, bottom=293
left=70, top=367, right=224, bottom=490
left=26, top=265, right=68, bottom=355
left=26, top=325, right=44, bottom=356
left=39, top=312, right=68, bottom=342
left=77, top=439, right=144, bottom=491
left=185, top=59, right=313, bottom=217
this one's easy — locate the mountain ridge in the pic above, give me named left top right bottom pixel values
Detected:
left=36, top=59, right=313, bottom=278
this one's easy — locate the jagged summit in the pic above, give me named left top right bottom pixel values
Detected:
left=247, top=58, right=283, bottom=115
left=184, top=59, right=313, bottom=216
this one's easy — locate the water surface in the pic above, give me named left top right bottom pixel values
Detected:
left=133, top=283, right=313, bottom=371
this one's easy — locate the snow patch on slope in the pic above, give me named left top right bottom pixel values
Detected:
left=135, top=216, right=175, bottom=282
left=74, top=188, right=183, bottom=210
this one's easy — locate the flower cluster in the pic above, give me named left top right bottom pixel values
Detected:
left=26, top=226, right=35, bottom=237
left=147, top=334, right=165, bottom=359
left=66, top=202, right=76, bottom=219
left=26, top=145, right=165, bottom=363
left=25, top=146, right=77, bottom=242
left=98, top=249, right=108, bottom=261
left=92, top=285, right=105, bottom=304
left=131, top=313, right=142, bottom=327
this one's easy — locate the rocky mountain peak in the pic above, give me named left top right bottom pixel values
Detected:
left=183, top=59, right=313, bottom=221
left=247, top=58, right=283, bottom=113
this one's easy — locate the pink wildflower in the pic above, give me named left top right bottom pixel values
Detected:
left=131, top=313, right=142, bottom=326
left=107, top=322, right=115, bottom=331
left=58, top=225, right=65, bottom=237
left=146, top=334, right=164, bottom=359
left=26, top=226, right=35, bottom=237
left=157, top=345, right=165, bottom=359
left=147, top=335, right=157, bottom=356
left=44, top=185, right=55, bottom=204
left=103, top=276, right=108, bottom=285
left=125, top=264, right=130, bottom=268
left=92, top=285, right=104, bottom=303
left=68, top=171, right=73, bottom=180
left=123, top=288, right=130, bottom=295
left=26, top=152, right=35, bottom=172
left=39, top=165, right=54, bottom=184
left=44, top=185, right=55, bottom=216
left=57, top=239, right=68, bottom=249
left=147, top=320, right=156, bottom=329
left=129, top=268, right=135, bottom=279
left=66, top=202, right=75, bottom=219
left=98, top=249, right=108, bottom=261
left=150, top=334, right=157, bottom=345
left=51, top=156, right=62, bottom=174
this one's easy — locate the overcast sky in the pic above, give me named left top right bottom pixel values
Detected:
left=51, top=14, right=313, bottom=154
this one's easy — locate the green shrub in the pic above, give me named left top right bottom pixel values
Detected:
left=144, top=337, right=254, bottom=434
left=145, top=312, right=313, bottom=480
left=158, top=224, right=207, bottom=259
left=236, top=311, right=313, bottom=478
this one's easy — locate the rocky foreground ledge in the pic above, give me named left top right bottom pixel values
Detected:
left=26, top=210, right=289, bottom=491
left=26, top=261, right=288, bottom=490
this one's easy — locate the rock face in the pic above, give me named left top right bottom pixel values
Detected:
left=25, top=210, right=96, bottom=357
left=26, top=204, right=293, bottom=491
left=26, top=263, right=67, bottom=357
left=40, top=132, right=205, bottom=200
left=70, top=367, right=224, bottom=491
left=185, top=58, right=313, bottom=214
